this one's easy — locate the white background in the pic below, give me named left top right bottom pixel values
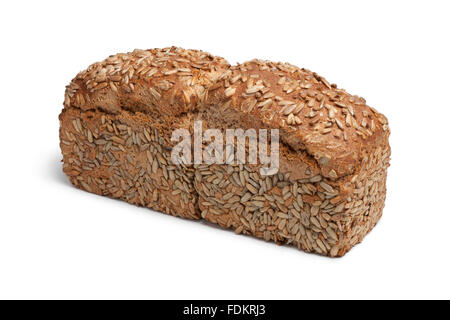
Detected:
left=0, top=0, right=449, bottom=299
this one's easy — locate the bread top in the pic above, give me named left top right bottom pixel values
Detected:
left=206, top=60, right=390, bottom=179
left=64, top=47, right=230, bottom=117
left=63, top=49, right=390, bottom=180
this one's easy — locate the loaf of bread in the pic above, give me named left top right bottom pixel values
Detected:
left=59, top=47, right=390, bottom=257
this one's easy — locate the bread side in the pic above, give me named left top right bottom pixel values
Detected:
left=194, top=150, right=388, bottom=256
left=60, top=107, right=200, bottom=218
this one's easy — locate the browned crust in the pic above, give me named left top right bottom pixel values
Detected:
left=63, top=47, right=230, bottom=117
left=207, top=60, right=390, bottom=180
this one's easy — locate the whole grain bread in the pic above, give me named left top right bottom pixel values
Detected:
left=59, top=47, right=390, bottom=256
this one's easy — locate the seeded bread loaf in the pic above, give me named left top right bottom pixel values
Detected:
left=59, top=48, right=390, bottom=257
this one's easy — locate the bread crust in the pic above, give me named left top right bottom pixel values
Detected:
left=64, top=47, right=230, bottom=116
left=206, top=60, right=390, bottom=180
